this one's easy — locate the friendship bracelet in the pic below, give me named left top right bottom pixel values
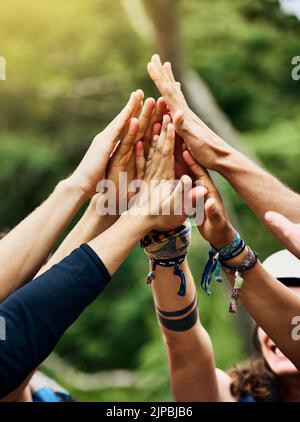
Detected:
left=156, top=298, right=199, bottom=332
left=211, top=232, right=245, bottom=261
left=222, top=248, right=258, bottom=313
left=201, top=231, right=258, bottom=314
left=222, top=249, right=258, bottom=274
left=201, top=231, right=245, bottom=295
left=141, top=221, right=192, bottom=297
left=147, top=254, right=187, bottom=297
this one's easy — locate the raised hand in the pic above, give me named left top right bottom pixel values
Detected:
left=182, top=150, right=235, bottom=248
left=141, top=97, right=168, bottom=157
left=71, top=90, right=143, bottom=198
left=147, top=54, right=232, bottom=170
left=105, top=96, right=167, bottom=211
left=265, top=212, right=300, bottom=259
left=129, top=115, right=206, bottom=232
left=174, top=133, right=194, bottom=180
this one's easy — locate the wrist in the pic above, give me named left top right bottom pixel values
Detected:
left=207, top=224, right=236, bottom=250
left=88, top=195, right=118, bottom=223
left=215, top=147, right=244, bottom=175
left=86, top=203, right=119, bottom=232
left=120, top=212, right=151, bottom=239
left=56, top=177, right=90, bottom=205
left=66, top=172, right=96, bottom=200
left=223, top=246, right=250, bottom=267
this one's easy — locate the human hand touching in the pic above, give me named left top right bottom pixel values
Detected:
left=129, top=115, right=206, bottom=232
left=147, top=54, right=233, bottom=170
left=70, top=90, right=143, bottom=198
left=182, top=150, right=235, bottom=249
left=105, top=96, right=162, bottom=211
left=265, top=211, right=300, bottom=259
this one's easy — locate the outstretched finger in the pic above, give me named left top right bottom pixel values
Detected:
left=143, top=97, right=168, bottom=155
left=205, top=198, right=225, bottom=227
left=182, top=150, right=216, bottom=193
left=152, top=122, right=161, bottom=140
left=104, top=91, right=141, bottom=142
left=135, top=141, right=146, bottom=181
left=148, top=55, right=185, bottom=111
left=162, top=123, right=176, bottom=157
left=136, top=97, right=156, bottom=142
left=264, top=211, right=293, bottom=238
left=163, top=62, right=177, bottom=85
left=144, top=135, right=159, bottom=178
left=168, top=175, right=193, bottom=216
left=156, top=114, right=171, bottom=154
left=116, top=117, right=139, bottom=156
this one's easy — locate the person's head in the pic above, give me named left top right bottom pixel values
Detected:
left=256, top=249, right=300, bottom=377
left=229, top=249, right=300, bottom=400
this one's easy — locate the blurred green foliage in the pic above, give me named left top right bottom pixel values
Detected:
left=0, top=0, right=299, bottom=401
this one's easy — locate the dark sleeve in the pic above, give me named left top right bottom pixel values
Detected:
left=0, top=244, right=111, bottom=398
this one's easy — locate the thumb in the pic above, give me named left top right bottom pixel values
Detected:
left=205, top=198, right=225, bottom=227
left=173, top=109, right=185, bottom=134
left=169, top=175, right=193, bottom=215
left=182, top=150, right=207, bottom=179
left=265, top=211, right=293, bottom=239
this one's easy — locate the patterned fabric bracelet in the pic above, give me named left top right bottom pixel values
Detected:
left=222, top=248, right=258, bottom=313
left=211, top=231, right=246, bottom=262
left=141, top=221, right=192, bottom=297
left=213, top=231, right=241, bottom=254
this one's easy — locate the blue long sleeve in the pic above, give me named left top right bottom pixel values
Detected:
left=0, top=244, right=111, bottom=398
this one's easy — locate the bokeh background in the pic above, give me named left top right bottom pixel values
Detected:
left=0, top=0, right=300, bottom=401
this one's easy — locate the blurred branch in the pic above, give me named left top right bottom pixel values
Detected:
left=40, top=75, right=125, bottom=118
left=43, top=352, right=138, bottom=391
left=41, top=75, right=123, bottom=100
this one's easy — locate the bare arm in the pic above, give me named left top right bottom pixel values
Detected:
left=0, top=178, right=87, bottom=301
left=147, top=54, right=300, bottom=227
left=227, top=259, right=300, bottom=370
left=183, top=151, right=300, bottom=371
left=35, top=197, right=118, bottom=276
left=137, top=114, right=233, bottom=402
left=38, top=95, right=168, bottom=275
left=217, top=150, right=300, bottom=224
left=0, top=91, right=142, bottom=301
left=151, top=260, right=235, bottom=402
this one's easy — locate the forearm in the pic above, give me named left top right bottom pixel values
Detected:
left=36, top=200, right=118, bottom=277
left=217, top=149, right=300, bottom=223
left=0, top=177, right=89, bottom=301
left=226, top=261, right=300, bottom=370
left=88, top=213, right=147, bottom=276
left=152, top=261, right=219, bottom=402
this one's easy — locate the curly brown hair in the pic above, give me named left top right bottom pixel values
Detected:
left=227, top=325, right=279, bottom=402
